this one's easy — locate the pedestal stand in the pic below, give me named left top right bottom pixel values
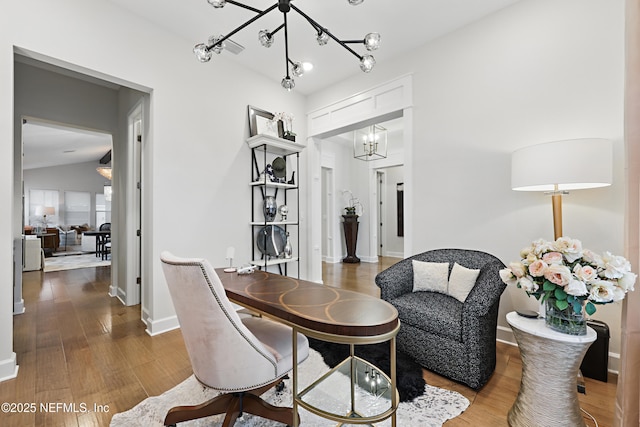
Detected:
left=342, top=214, right=360, bottom=263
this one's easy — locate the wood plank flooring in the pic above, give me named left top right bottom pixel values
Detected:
left=0, top=260, right=616, bottom=426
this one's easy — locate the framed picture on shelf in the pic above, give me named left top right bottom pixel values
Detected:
left=248, top=105, right=284, bottom=137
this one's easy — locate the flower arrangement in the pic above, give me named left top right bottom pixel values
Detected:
left=271, top=112, right=296, bottom=139
left=500, top=237, right=636, bottom=316
left=341, top=189, right=363, bottom=216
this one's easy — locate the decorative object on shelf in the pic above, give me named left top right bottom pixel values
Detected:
left=272, top=156, right=287, bottom=181
left=257, top=225, right=286, bottom=257
left=283, top=232, right=293, bottom=259
left=278, top=204, right=289, bottom=221
left=287, top=171, right=296, bottom=185
left=263, top=196, right=278, bottom=221
left=353, top=124, right=387, bottom=161
left=511, top=138, right=612, bottom=240
left=499, top=237, right=637, bottom=335
left=194, top=0, right=380, bottom=91
left=248, top=105, right=285, bottom=137
left=272, top=112, right=296, bottom=141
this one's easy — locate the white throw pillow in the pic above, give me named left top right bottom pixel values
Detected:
left=412, top=260, right=449, bottom=294
left=448, top=262, right=481, bottom=302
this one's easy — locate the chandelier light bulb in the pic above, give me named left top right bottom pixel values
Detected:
left=281, top=76, right=295, bottom=91
left=258, top=29, right=274, bottom=48
left=364, top=32, right=381, bottom=51
left=316, top=30, right=330, bottom=46
left=359, top=55, right=376, bottom=72
left=208, top=35, right=225, bottom=54
left=193, top=43, right=212, bottom=62
left=207, top=0, right=226, bottom=8
left=348, top=0, right=365, bottom=5
left=292, top=61, right=305, bottom=77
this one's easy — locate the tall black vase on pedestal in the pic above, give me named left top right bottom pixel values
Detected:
left=342, top=214, right=360, bottom=263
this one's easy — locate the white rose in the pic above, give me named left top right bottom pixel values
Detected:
left=542, top=252, right=563, bottom=265
left=582, top=249, right=604, bottom=268
left=509, top=262, right=527, bottom=278
left=589, top=280, right=616, bottom=303
left=517, top=276, right=538, bottom=293
left=499, top=268, right=518, bottom=286
left=611, top=286, right=626, bottom=302
left=601, top=252, right=632, bottom=279
left=565, top=278, right=588, bottom=296
left=555, top=237, right=583, bottom=263
left=573, top=264, right=598, bottom=283
left=531, top=239, right=553, bottom=256
left=618, top=272, right=637, bottom=292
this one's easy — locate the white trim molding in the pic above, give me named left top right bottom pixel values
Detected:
left=144, top=315, right=179, bottom=336
left=0, top=353, right=18, bottom=382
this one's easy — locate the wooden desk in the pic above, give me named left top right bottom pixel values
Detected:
left=216, top=269, right=400, bottom=426
left=506, top=312, right=596, bottom=427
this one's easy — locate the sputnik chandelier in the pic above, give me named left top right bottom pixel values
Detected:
left=194, top=0, right=381, bottom=90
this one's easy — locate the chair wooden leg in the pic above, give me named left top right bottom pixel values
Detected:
left=241, top=392, right=296, bottom=426
left=163, top=378, right=290, bottom=427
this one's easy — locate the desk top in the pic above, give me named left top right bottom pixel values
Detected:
left=216, top=269, right=399, bottom=341
left=506, top=311, right=596, bottom=344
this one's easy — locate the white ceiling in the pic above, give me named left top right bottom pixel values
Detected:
left=22, top=0, right=521, bottom=169
left=106, top=0, right=521, bottom=95
left=22, top=120, right=112, bottom=170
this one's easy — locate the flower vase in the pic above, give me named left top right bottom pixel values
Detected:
left=545, top=299, right=587, bottom=335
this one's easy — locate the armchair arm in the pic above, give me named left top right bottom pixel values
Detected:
left=375, top=258, right=414, bottom=301
left=462, top=260, right=507, bottom=318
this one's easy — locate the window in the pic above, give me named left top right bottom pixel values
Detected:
left=96, top=192, right=111, bottom=226
left=65, top=191, right=90, bottom=226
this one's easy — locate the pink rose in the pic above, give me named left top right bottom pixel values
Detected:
left=528, top=259, right=547, bottom=277
left=544, top=264, right=572, bottom=286
left=573, top=264, right=597, bottom=283
left=542, top=252, right=563, bottom=265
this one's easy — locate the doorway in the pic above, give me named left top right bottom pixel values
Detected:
left=13, top=54, right=149, bottom=314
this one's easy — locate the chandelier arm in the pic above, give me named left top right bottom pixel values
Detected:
left=342, top=40, right=366, bottom=44
left=269, top=23, right=285, bottom=37
left=225, top=0, right=263, bottom=14
left=208, top=3, right=279, bottom=50
left=289, top=4, right=363, bottom=60
left=284, top=12, right=290, bottom=78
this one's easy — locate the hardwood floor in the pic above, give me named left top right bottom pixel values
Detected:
left=1, top=260, right=616, bottom=426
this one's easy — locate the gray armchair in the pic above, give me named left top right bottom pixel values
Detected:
left=375, top=249, right=506, bottom=389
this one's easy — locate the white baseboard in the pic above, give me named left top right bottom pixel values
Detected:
left=13, top=299, right=25, bottom=315
left=322, top=256, right=342, bottom=264
left=145, top=315, right=180, bottom=336
left=0, top=353, right=19, bottom=383
left=496, top=325, right=620, bottom=375
left=384, top=251, right=404, bottom=258
left=359, top=256, right=379, bottom=263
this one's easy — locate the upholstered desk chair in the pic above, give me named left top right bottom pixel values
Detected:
left=160, top=252, right=309, bottom=427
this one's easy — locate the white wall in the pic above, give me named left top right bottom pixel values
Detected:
left=0, top=0, right=307, bottom=379
left=308, top=0, right=625, bottom=369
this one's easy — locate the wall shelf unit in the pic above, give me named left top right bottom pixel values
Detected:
left=248, top=134, right=304, bottom=277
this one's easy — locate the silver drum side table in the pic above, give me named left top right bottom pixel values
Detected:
left=506, top=311, right=597, bottom=427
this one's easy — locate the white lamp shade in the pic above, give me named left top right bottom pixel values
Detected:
left=511, top=138, right=613, bottom=191
left=35, top=206, right=55, bottom=216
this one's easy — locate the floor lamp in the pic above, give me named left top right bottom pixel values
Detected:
left=511, top=138, right=613, bottom=240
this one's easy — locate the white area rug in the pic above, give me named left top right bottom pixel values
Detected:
left=44, top=253, right=110, bottom=272
left=110, top=350, right=469, bottom=427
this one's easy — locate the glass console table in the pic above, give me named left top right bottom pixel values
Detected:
left=298, top=348, right=396, bottom=425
